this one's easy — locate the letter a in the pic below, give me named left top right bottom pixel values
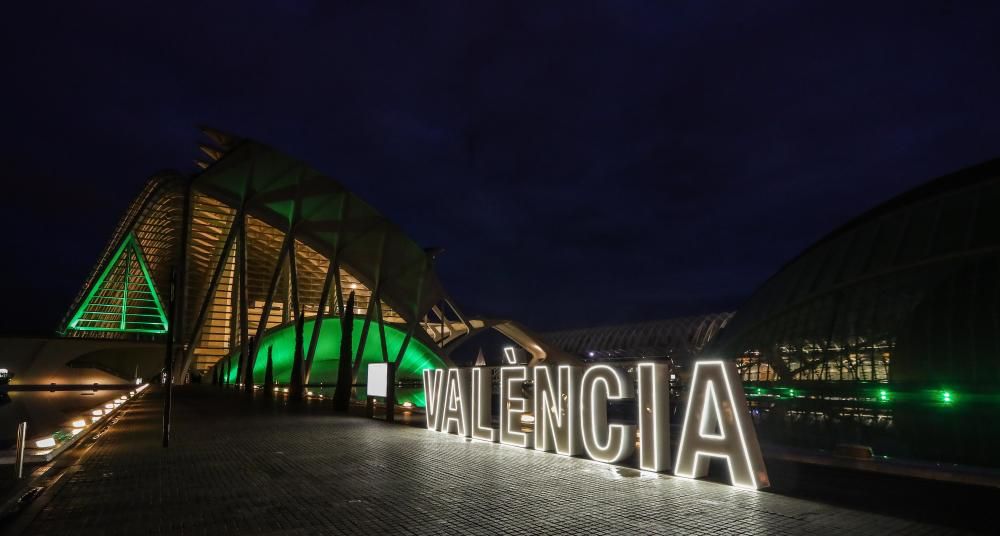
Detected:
left=441, top=368, right=471, bottom=436
left=674, top=360, right=769, bottom=489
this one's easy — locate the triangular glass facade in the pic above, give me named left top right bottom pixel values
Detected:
left=67, top=233, right=169, bottom=334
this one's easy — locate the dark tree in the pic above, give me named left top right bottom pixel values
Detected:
left=244, top=336, right=256, bottom=395
left=263, top=345, right=274, bottom=398
left=289, top=309, right=306, bottom=400
left=333, top=291, right=356, bottom=411
left=235, top=341, right=244, bottom=389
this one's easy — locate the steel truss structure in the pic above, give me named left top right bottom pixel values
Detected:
left=543, top=313, right=733, bottom=365
left=60, top=129, right=476, bottom=383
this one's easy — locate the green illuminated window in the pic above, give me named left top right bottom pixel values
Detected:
left=67, top=233, right=169, bottom=334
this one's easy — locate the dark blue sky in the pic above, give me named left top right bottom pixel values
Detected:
left=1, top=1, right=999, bottom=333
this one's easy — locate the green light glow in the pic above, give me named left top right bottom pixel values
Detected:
left=67, top=233, right=169, bottom=334
left=221, top=317, right=444, bottom=406
left=739, top=384, right=995, bottom=407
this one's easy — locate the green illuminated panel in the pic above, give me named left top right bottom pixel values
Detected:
left=67, top=233, right=169, bottom=334
left=222, top=317, right=443, bottom=406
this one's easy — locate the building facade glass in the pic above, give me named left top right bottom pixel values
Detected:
left=711, top=158, right=1000, bottom=471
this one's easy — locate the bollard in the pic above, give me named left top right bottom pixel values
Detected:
left=14, top=421, right=27, bottom=479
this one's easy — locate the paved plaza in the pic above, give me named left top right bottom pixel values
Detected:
left=10, top=388, right=970, bottom=535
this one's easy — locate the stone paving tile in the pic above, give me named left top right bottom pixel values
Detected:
left=21, top=387, right=970, bottom=535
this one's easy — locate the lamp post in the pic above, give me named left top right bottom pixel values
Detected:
left=162, top=267, right=177, bottom=447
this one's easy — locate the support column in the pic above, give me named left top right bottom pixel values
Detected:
left=250, top=229, right=294, bottom=376
left=288, top=239, right=300, bottom=322
left=173, top=182, right=192, bottom=379
left=333, top=261, right=344, bottom=316
left=289, top=310, right=305, bottom=400
left=305, top=259, right=337, bottom=383
left=392, top=319, right=418, bottom=368
left=180, top=211, right=240, bottom=376
left=351, top=284, right=379, bottom=380
left=377, top=299, right=389, bottom=363
left=391, top=257, right=429, bottom=369
left=238, top=210, right=250, bottom=388
left=228, top=248, right=238, bottom=351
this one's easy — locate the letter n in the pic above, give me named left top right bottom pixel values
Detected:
left=533, top=365, right=582, bottom=455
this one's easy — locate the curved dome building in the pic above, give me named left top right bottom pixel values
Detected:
left=712, top=158, right=1000, bottom=471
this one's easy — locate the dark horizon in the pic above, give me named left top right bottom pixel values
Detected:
left=2, top=1, right=999, bottom=334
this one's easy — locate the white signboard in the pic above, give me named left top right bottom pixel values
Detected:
left=368, top=363, right=389, bottom=398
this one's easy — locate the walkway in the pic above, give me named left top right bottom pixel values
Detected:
left=13, top=387, right=968, bottom=535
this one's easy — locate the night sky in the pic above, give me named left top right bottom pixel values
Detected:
left=2, top=2, right=999, bottom=335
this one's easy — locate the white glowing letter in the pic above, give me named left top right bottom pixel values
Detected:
left=471, top=367, right=497, bottom=442
left=533, top=365, right=582, bottom=455
left=674, top=360, right=770, bottom=489
left=440, top=368, right=471, bottom=437
left=579, top=365, right=634, bottom=463
left=637, top=362, right=670, bottom=472
left=499, top=366, right=531, bottom=448
left=422, top=368, right=446, bottom=431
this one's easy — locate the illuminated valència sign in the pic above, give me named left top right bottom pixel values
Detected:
left=422, top=360, right=770, bottom=489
